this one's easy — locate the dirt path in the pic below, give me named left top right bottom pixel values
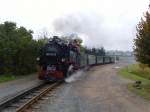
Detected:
left=36, top=63, right=150, bottom=112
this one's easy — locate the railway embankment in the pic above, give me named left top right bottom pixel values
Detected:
left=0, top=73, right=35, bottom=83
left=0, top=74, right=43, bottom=105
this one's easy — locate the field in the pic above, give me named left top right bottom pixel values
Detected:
left=119, top=64, right=150, bottom=100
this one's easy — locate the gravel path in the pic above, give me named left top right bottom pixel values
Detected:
left=35, top=63, right=150, bottom=112
left=0, top=74, right=43, bottom=103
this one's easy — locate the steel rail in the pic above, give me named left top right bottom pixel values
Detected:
left=0, top=82, right=45, bottom=111
left=16, top=82, right=60, bottom=112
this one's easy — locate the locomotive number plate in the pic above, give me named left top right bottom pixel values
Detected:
left=47, top=66, right=56, bottom=71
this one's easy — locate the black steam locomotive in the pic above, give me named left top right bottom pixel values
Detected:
left=37, top=36, right=115, bottom=81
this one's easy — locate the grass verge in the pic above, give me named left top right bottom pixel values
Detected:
left=118, top=64, right=150, bottom=100
left=0, top=73, right=35, bottom=83
left=128, top=83, right=150, bottom=100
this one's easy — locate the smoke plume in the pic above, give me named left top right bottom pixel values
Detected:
left=52, top=12, right=134, bottom=50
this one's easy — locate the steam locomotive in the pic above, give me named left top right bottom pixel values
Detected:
left=37, top=36, right=115, bottom=82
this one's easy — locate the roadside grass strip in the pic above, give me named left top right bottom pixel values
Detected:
left=128, top=83, right=150, bottom=100
left=0, top=75, right=17, bottom=83
left=0, top=73, right=36, bottom=83
left=119, top=64, right=150, bottom=100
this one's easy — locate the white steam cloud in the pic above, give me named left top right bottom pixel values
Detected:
left=65, top=70, right=84, bottom=83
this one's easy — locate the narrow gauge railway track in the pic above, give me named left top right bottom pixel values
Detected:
left=0, top=82, right=61, bottom=112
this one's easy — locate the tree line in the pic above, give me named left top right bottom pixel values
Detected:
left=0, top=21, right=47, bottom=75
left=84, top=47, right=105, bottom=56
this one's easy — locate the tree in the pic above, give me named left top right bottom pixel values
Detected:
left=0, top=21, right=42, bottom=75
left=98, top=47, right=105, bottom=56
left=0, top=21, right=18, bottom=74
left=134, top=8, right=150, bottom=67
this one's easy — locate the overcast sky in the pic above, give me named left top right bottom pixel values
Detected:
left=0, top=0, right=149, bottom=51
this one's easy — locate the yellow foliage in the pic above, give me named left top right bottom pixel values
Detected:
left=139, top=63, right=148, bottom=71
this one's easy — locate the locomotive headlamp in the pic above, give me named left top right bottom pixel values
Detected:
left=61, top=58, right=65, bottom=62
left=36, top=57, right=40, bottom=61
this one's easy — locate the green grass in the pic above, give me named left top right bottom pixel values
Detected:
left=128, top=83, right=150, bottom=100
left=126, top=64, right=150, bottom=80
left=118, top=65, right=149, bottom=83
left=0, top=73, right=35, bottom=83
left=0, top=75, right=16, bottom=83
left=119, top=64, right=150, bottom=100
